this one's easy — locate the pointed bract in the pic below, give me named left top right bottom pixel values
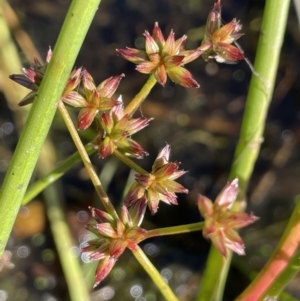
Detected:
left=46, top=47, right=53, bottom=63
left=128, top=198, right=147, bottom=227
left=82, top=69, right=96, bottom=90
left=62, top=91, right=88, bottom=108
left=168, top=67, right=200, bottom=88
left=116, top=47, right=148, bottom=64
left=63, top=67, right=82, bottom=96
left=215, top=178, right=238, bottom=207
left=97, top=74, right=125, bottom=98
left=152, top=22, right=165, bottom=47
left=17, top=91, right=37, bottom=106
left=94, top=256, right=116, bottom=288
left=89, top=206, right=114, bottom=223
left=77, top=107, right=98, bottom=130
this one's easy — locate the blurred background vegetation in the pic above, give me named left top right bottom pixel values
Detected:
left=0, top=0, right=300, bottom=300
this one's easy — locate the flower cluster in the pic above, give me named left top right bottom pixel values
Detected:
left=124, top=145, right=188, bottom=214
left=64, top=70, right=124, bottom=130
left=197, top=179, right=259, bottom=256
left=91, top=100, right=152, bottom=159
left=9, top=50, right=122, bottom=128
left=10, top=51, right=152, bottom=159
left=11, top=2, right=255, bottom=290
left=199, top=0, right=245, bottom=63
left=82, top=204, right=147, bottom=287
left=9, top=48, right=81, bottom=106
left=117, top=22, right=202, bottom=88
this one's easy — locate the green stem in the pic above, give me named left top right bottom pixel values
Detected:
left=123, top=74, right=157, bottom=116
left=145, top=222, right=204, bottom=239
left=269, top=248, right=300, bottom=300
left=113, top=149, right=147, bottom=174
left=131, top=246, right=179, bottom=301
left=1, top=3, right=90, bottom=298
left=58, top=102, right=118, bottom=219
left=46, top=190, right=90, bottom=301
left=0, top=0, right=101, bottom=257
left=235, top=197, right=300, bottom=301
left=22, top=144, right=95, bottom=205
left=38, top=141, right=90, bottom=301
left=197, top=0, right=291, bottom=299
left=232, top=252, right=299, bottom=301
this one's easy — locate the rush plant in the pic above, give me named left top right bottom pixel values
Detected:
left=0, top=0, right=297, bottom=300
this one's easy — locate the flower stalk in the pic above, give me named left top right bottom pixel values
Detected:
left=131, top=245, right=180, bottom=301
left=22, top=144, right=96, bottom=205
left=124, top=74, right=157, bottom=116
left=58, top=101, right=118, bottom=220
left=113, top=149, right=148, bottom=174
left=145, top=222, right=204, bottom=239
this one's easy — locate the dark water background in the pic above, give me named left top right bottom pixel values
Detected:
left=0, top=0, right=300, bottom=300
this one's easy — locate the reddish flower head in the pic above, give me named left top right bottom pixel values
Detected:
left=117, top=22, right=202, bottom=88
left=124, top=145, right=188, bottom=214
left=91, top=99, right=152, bottom=159
left=9, top=48, right=52, bottom=106
left=200, top=0, right=244, bottom=63
left=64, top=71, right=124, bottom=130
left=9, top=48, right=82, bottom=106
left=82, top=205, right=146, bottom=287
left=197, top=179, right=259, bottom=256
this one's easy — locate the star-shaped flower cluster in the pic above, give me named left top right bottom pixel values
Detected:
left=197, top=179, right=259, bottom=256
left=200, top=0, right=245, bottom=63
left=9, top=52, right=126, bottom=132
left=117, top=22, right=202, bottom=88
left=82, top=204, right=147, bottom=287
left=124, top=145, right=188, bottom=214
left=92, top=100, right=152, bottom=159
left=9, top=48, right=82, bottom=106
left=64, top=70, right=124, bottom=130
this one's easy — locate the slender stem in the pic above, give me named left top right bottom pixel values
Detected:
left=0, top=0, right=101, bottom=257
left=235, top=197, right=300, bottom=301
left=232, top=249, right=299, bottom=301
left=58, top=101, right=118, bottom=219
left=1, top=4, right=91, bottom=298
left=131, top=246, right=179, bottom=301
left=113, top=149, right=147, bottom=174
left=0, top=1, right=30, bottom=127
left=22, top=144, right=95, bottom=205
left=266, top=249, right=300, bottom=300
left=38, top=141, right=90, bottom=301
left=145, top=222, right=204, bottom=239
left=123, top=74, right=157, bottom=116
left=46, top=191, right=90, bottom=301
left=197, top=0, right=291, bottom=299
